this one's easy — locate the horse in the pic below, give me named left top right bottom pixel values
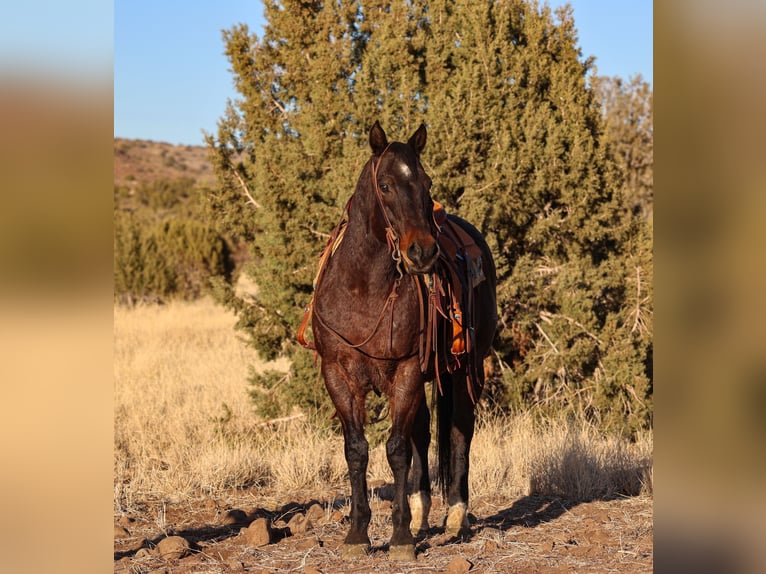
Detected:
left=302, top=121, right=498, bottom=560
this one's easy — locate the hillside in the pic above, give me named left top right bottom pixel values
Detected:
left=114, top=138, right=215, bottom=187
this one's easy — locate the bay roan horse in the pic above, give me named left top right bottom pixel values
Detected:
left=304, top=121, right=497, bottom=560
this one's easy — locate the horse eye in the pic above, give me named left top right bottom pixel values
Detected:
left=379, top=182, right=391, bottom=193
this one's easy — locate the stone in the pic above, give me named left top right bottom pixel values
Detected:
left=288, top=512, right=312, bottom=535
left=444, top=556, right=472, bottom=574
left=244, top=517, right=272, bottom=547
left=306, top=503, right=325, bottom=524
left=296, top=538, right=318, bottom=550
left=156, top=536, right=190, bottom=560
left=330, top=510, right=345, bottom=523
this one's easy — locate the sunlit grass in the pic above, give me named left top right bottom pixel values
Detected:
left=114, top=298, right=652, bottom=513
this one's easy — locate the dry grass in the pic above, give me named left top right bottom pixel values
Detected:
left=114, top=298, right=652, bottom=513
left=114, top=298, right=289, bottom=509
left=470, top=412, right=653, bottom=501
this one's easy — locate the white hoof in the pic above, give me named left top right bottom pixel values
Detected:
left=409, top=491, right=431, bottom=536
left=445, top=502, right=469, bottom=537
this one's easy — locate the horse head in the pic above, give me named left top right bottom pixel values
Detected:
left=368, top=121, right=440, bottom=274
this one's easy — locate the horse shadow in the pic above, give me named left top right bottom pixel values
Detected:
left=370, top=483, right=588, bottom=535
left=475, top=494, right=582, bottom=531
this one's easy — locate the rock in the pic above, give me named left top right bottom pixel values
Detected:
left=244, top=517, right=273, bottom=546
left=306, top=503, right=325, bottom=523
left=304, top=566, right=323, bottom=574
left=223, top=509, right=248, bottom=525
left=330, top=510, right=345, bottom=523
left=288, top=513, right=312, bottom=535
left=444, top=556, right=472, bottom=574
left=156, top=536, right=190, bottom=560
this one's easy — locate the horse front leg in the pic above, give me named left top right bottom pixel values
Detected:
left=387, top=367, right=424, bottom=560
left=342, top=423, right=372, bottom=555
left=321, top=363, right=371, bottom=557
left=409, top=391, right=431, bottom=538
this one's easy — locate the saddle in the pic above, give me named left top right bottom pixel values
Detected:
left=297, top=201, right=486, bottom=402
left=419, top=202, right=486, bottom=402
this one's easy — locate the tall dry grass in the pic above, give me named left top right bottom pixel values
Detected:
left=115, top=298, right=287, bottom=510
left=114, top=299, right=652, bottom=513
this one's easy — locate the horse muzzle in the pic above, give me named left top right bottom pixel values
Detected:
left=402, top=237, right=440, bottom=274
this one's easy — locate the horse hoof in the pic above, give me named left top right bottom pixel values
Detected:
left=445, top=525, right=468, bottom=538
left=445, top=503, right=469, bottom=538
left=340, top=543, right=371, bottom=559
left=389, top=544, right=416, bottom=561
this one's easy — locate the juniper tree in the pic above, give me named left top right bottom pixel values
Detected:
left=207, top=0, right=653, bottom=434
left=421, top=2, right=653, bottom=434
left=592, top=74, right=654, bottom=219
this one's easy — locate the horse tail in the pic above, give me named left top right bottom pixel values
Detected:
left=435, top=372, right=453, bottom=500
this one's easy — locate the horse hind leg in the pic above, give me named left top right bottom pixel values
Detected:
left=438, top=370, right=480, bottom=538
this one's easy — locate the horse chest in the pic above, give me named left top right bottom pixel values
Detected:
left=313, top=278, right=421, bottom=360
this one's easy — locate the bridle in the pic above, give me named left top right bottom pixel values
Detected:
left=370, top=143, right=405, bottom=279
left=298, top=144, right=483, bottom=402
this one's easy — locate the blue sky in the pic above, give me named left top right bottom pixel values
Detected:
left=114, top=1, right=652, bottom=146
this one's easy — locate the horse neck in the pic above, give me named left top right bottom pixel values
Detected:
left=340, top=164, right=400, bottom=288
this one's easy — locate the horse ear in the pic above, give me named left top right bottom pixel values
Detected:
left=408, top=123, right=427, bottom=155
left=369, top=121, right=388, bottom=155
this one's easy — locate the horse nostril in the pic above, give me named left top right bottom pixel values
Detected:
left=407, top=240, right=438, bottom=269
left=424, top=241, right=438, bottom=261
left=407, top=242, right=423, bottom=262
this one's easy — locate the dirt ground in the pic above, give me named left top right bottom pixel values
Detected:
left=114, top=486, right=652, bottom=573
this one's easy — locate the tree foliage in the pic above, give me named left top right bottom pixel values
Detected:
left=114, top=178, right=235, bottom=304
left=592, top=74, right=654, bottom=219
left=207, top=0, right=653, bottom=436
